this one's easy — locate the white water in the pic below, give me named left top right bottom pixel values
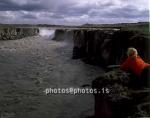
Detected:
left=39, top=28, right=55, bottom=38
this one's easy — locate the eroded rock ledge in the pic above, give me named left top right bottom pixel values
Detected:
left=0, top=28, right=39, bottom=40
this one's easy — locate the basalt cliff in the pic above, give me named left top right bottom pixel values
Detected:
left=53, top=27, right=150, bottom=67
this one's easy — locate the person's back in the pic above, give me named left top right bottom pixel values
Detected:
left=120, top=47, right=150, bottom=88
left=121, top=55, right=150, bottom=77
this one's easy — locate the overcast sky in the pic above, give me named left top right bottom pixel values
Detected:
left=0, top=0, right=149, bottom=25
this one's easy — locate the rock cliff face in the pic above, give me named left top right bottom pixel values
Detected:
left=0, top=28, right=39, bottom=40
left=72, top=29, right=149, bottom=66
left=52, top=28, right=149, bottom=66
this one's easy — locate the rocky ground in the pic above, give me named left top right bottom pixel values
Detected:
left=0, top=36, right=103, bottom=118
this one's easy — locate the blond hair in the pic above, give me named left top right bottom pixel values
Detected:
left=127, top=47, right=138, bottom=57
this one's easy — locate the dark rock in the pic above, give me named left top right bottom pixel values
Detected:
left=92, top=69, right=150, bottom=118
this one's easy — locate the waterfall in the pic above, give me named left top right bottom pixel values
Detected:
left=39, top=28, right=55, bottom=39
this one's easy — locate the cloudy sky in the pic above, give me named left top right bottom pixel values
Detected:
left=0, top=0, right=149, bottom=25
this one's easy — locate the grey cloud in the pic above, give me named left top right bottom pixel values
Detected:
left=0, top=0, right=149, bottom=24
left=51, top=1, right=115, bottom=17
left=103, top=7, right=149, bottom=19
left=0, top=0, right=45, bottom=11
left=22, top=14, right=37, bottom=19
left=0, top=14, right=9, bottom=20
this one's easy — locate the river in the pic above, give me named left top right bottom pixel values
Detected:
left=0, top=30, right=104, bottom=118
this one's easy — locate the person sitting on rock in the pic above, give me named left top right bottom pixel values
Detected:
left=120, top=47, right=150, bottom=88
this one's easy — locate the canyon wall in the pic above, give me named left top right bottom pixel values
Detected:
left=0, top=27, right=39, bottom=40
left=53, top=28, right=149, bottom=66
left=72, top=29, right=149, bottom=66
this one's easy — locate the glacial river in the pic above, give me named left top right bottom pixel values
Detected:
left=0, top=29, right=103, bottom=118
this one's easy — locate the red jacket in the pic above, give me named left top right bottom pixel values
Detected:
left=121, top=56, right=150, bottom=77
